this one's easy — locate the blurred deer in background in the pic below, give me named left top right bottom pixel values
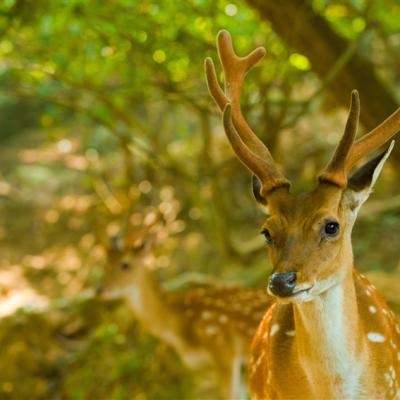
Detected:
left=206, top=30, right=400, bottom=399
left=98, top=209, right=272, bottom=399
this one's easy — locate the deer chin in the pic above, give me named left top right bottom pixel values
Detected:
left=99, top=287, right=130, bottom=300
left=301, top=274, right=344, bottom=301
left=273, top=285, right=314, bottom=304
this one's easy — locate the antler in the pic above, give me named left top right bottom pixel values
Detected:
left=205, top=30, right=290, bottom=196
left=123, top=210, right=163, bottom=249
left=319, top=90, right=360, bottom=187
left=320, top=89, right=400, bottom=188
left=346, top=107, right=400, bottom=170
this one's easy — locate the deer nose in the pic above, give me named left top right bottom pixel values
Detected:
left=268, top=271, right=297, bottom=297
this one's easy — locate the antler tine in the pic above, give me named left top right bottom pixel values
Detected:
left=205, top=57, right=227, bottom=111
left=346, top=107, right=400, bottom=170
left=124, top=211, right=163, bottom=248
left=223, top=104, right=290, bottom=195
left=205, top=30, right=272, bottom=160
left=319, top=90, right=360, bottom=188
left=205, top=30, right=290, bottom=194
left=217, top=30, right=266, bottom=99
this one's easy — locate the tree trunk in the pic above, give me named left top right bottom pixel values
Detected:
left=246, top=0, right=400, bottom=149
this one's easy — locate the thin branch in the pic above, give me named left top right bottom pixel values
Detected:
left=280, top=29, right=372, bottom=130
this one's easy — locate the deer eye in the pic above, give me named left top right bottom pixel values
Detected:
left=323, top=221, right=340, bottom=237
left=261, top=228, right=273, bottom=244
left=120, top=262, right=130, bottom=271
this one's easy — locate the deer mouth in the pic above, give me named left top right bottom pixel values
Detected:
left=275, top=285, right=314, bottom=303
left=267, top=272, right=315, bottom=302
left=291, top=285, right=313, bottom=296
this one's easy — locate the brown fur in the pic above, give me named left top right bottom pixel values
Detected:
left=250, top=271, right=400, bottom=399
left=204, top=29, right=400, bottom=399
left=248, top=164, right=400, bottom=399
left=101, top=238, right=272, bottom=399
left=262, top=184, right=350, bottom=289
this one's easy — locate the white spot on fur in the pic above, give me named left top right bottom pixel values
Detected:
left=205, top=325, right=218, bottom=336
left=285, top=330, right=295, bottom=337
left=218, top=314, right=228, bottom=324
left=369, top=305, right=377, bottom=314
left=270, top=324, right=280, bottom=336
left=201, top=310, right=212, bottom=320
left=367, top=332, right=386, bottom=343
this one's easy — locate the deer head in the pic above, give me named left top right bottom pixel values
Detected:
left=99, top=211, right=163, bottom=299
left=205, top=30, right=399, bottom=303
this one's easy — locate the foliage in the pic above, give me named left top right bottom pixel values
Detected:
left=0, top=0, right=399, bottom=398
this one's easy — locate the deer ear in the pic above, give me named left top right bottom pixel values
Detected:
left=109, top=235, right=125, bottom=251
left=252, top=175, right=268, bottom=206
left=343, top=141, right=394, bottom=211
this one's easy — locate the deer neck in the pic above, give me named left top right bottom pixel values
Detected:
left=124, top=267, right=210, bottom=367
left=127, top=266, right=166, bottom=323
left=292, top=263, right=366, bottom=396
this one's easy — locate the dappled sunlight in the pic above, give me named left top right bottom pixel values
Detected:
left=0, top=0, right=400, bottom=398
left=0, top=266, right=49, bottom=318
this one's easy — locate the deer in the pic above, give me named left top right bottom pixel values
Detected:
left=98, top=209, right=272, bottom=399
left=205, top=30, right=400, bottom=399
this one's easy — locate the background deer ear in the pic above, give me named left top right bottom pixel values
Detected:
left=109, top=235, right=124, bottom=251
left=252, top=175, right=268, bottom=206
left=343, top=141, right=394, bottom=211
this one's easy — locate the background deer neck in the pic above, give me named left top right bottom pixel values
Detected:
left=125, top=267, right=210, bottom=366
left=127, top=266, right=168, bottom=325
